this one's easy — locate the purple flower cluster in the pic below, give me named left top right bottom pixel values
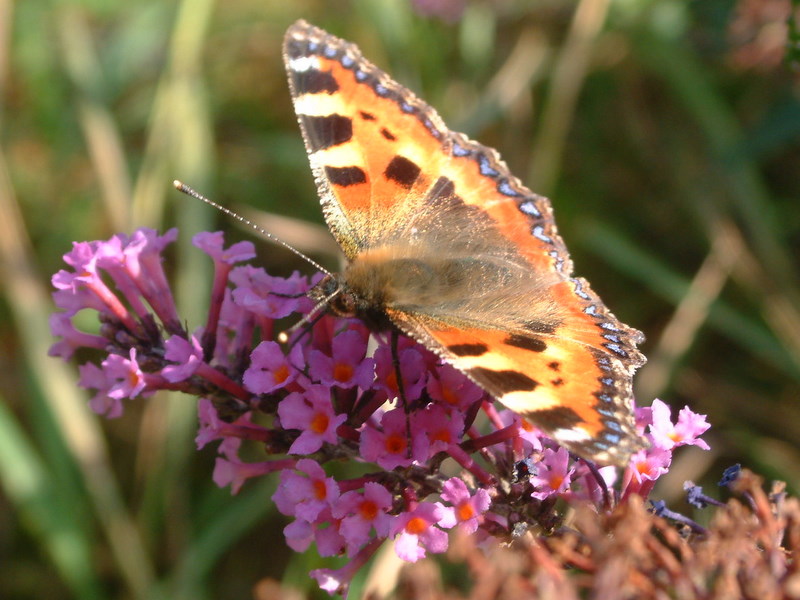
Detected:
left=50, top=228, right=712, bottom=596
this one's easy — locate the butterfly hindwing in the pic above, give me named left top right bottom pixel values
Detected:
left=387, top=297, right=644, bottom=465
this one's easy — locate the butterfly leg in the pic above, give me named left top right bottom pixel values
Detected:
left=390, top=329, right=414, bottom=459
left=268, top=291, right=308, bottom=298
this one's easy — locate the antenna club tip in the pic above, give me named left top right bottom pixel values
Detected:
left=277, top=332, right=290, bottom=344
left=173, top=180, right=185, bottom=190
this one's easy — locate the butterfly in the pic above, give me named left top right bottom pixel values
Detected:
left=282, top=20, right=647, bottom=466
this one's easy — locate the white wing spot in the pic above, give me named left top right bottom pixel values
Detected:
left=552, top=427, right=592, bottom=443
left=289, top=56, right=320, bottom=72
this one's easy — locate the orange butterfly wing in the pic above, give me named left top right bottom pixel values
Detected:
left=283, top=21, right=646, bottom=466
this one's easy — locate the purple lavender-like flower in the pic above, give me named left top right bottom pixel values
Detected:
left=278, top=385, right=348, bottom=454
left=530, top=447, right=576, bottom=501
left=439, top=477, right=490, bottom=533
left=50, top=227, right=713, bottom=596
left=360, top=407, right=430, bottom=470
left=391, top=501, right=452, bottom=562
left=333, top=482, right=393, bottom=557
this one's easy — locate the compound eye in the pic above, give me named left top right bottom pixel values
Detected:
left=308, top=274, right=337, bottom=303
left=331, top=291, right=357, bottom=317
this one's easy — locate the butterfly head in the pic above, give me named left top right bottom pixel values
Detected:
left=308, top=271, right=394, bottom=332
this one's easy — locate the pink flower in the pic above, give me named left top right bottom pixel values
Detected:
left=116, top=228, right=182, bottom=329
left=278, top=385, right=347, bottom=455
left=213, top=456, right=294, bottom=495
left=244, top=340, right=303, bottom=394
left=494, top=409, right=544, bottom=454
left=360, top=408, right=429, bottom=470
left=628, top=446, right=672, bottom=485
left=283, top=507, right=346, bottom=556
left=439, top=477, right=490, bottom=533
left=272, top=459, right=339, bottom=522
left=311, top=566, right=351, bottom=596
left=308, top=329, right=375, bottom=390
left=530, top=447, right=575, bottom=500
left=391, top=502, right=450, bottom=562
left=192, top=231, right=255, bottom=264
left=196, top=398, right=227, bottom=449
left=314, top=510, right=346, bottom=557
left=162, top=334, right=204, bottom=382
left=102, top=350, right=150, bottom=399
left=230, top=266, right=309, bottom=319
left=373, top=343, right=427, bottom=403
left=53, top=240, right=137, bottom=329
left=48, top=313, right=107, bottom=359
left=333, top=482, right=393, bottom=556
left=283, top=517, right=313, bottom=552
left=414, top=404, right=464, bottom=457
left=649, top=399, right=711, bottom=451
left=195, top=398, right=270, bottom=451
left=310, top=538, right=383, bottom=596
left=78, top=362, right=124, bottom=418
left=635, top=404, right=653, bottom=435
left=427, top=363, right=484, bottom=411
left=51, top=277, right=107, bottom=316
left=574, top=465, right=618, bottom=505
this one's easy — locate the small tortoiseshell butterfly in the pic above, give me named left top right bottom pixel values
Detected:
left=283, top=20, right=647, bottom=466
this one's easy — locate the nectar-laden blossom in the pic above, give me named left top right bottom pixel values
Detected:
left=49, top=227, right=713, bottom=596
left=360, top=408, right=430, bottom=470
left=308, top=329, right=375, bottom=390
left=648, top=399, right=711, bottom=450
left=426, top=363, right=484, bottom=410
left=373, top=342, right=428, bottom=402
left=333, top=482, right=393, bottom=556
left=243, top=340, right=304, bottom=394
left=273, top=458, right=339, bottom=522
left=278, top=385, right=348, bottom=454
left=530, top=447, right=576, bottom=500
left=391, top=501, right=452, bottom=562
left=439, top=477, right=490, bottom=533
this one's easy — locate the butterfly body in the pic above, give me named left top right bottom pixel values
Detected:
left=284, top=21, right=647, bottom=466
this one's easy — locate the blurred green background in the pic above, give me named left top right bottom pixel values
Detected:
left=1, top=0, right=798, bottom=597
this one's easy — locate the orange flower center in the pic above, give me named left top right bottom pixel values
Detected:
left=310, top=412, right=330, bottom=434
left=405, top=517, right=427, bottom=535
left=432, top=429, right=451, bottom=444
left=548, top=475, right=564, bottom=490
left=358, top=500, right=378, bottom=520
left=333, top=363, right=354, bottom=383
left=457, top=502, right=475, bottom=522
left=273, top=364, right=290, bottom=384
left=128, top=370, right=140, bottom=387
left=312, top=479, right=327, bottom=500
left=441, top=387, right=457, bottom=405
left=385, top=371, right=398, bottom=393
left=385, top=433, right=407, bottom=454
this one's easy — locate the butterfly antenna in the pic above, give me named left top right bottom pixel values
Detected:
left=276, top=286, right=342, bottom=344
left=173, top=180, right=331, bottom=276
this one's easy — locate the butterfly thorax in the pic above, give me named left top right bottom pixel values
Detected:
left=311, top=247, right=515, bottom=332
